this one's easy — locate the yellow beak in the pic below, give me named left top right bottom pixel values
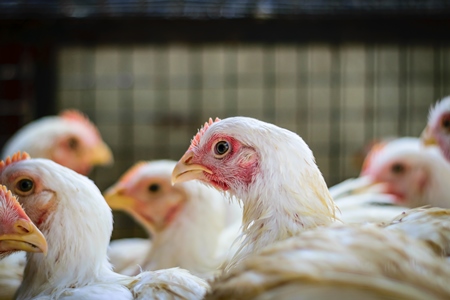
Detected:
left=421, top=126, right=437, bottom=146
left=90, top=141, right=114, bottom=166
left=104, top=186, right=135, bottom=211
left=0, top=219, right=48, bottom=255
left=171, top=150, right=212, bottom=185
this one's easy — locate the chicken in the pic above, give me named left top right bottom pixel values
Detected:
left=172, top=117, right=450, bottom=268
left=172, top=117, right=450, bottom=299
left=339, top=137, right=450, bottom=208
left=0, top=184, right=47, bottom=258
left=0, top=152, right=207, bottom=300
left=421, top=96, right=450, bottom=161
left=0, top=184, right=47, bottom=300
left=172, top=117, right=338, bottom=270
left=2, top=110, right=113, bottom=175
left=105, top=160, right=241, bottom=278
left=207, top=225, right=450, bottom=300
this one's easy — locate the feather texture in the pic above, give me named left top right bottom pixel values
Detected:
left=0, top=154, right=207, bottom=300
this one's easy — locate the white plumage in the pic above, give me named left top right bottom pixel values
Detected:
left=422, top=96, right=450, bottom=161
left=105, top=160, right=242, bottom=278
left=172, top=116, right=450, bottom=298
left=0, top=153, right=207, bottom=299
left=206, top=224, right=450, bottom=300
left=334, top=137, right=450, bottom=209
left=2, top=110, right=113, bottom=175
left=0, top=183, right=47, bottom=300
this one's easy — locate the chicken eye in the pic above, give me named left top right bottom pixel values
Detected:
left=148, top=183, right=160, bottom=193
left=391, top=163, right=405, bottom=174
left=442, top=117, right=450, bottom=130
left=67, top=137, right=79, bottom=150
left=16, top=179, right=34, bottom=193
left=214, top=141, right=230, bottom=157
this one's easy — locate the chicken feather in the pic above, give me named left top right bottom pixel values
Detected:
left=0, top=152, right=207, bottom=300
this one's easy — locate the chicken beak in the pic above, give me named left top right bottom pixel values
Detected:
left=420, top=126, right=437, bottom=146
left=104, top=186, right=135, bottom=211
left=334, top=175, right=386, bottom=197
left=349, top=176, right=387, bottom=195
left=89, top=142, right=114, bottom=166
left=0, top=219, right=48, bottom=256
left=172, top=150, right=212, bottom=185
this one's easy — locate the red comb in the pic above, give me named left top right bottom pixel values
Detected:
left=0, top=151, right=30, bottom=173
left=0, top=185, right=16, bottom=204
left=189, top=118, right=221, bottom=150
left=59, top=109, right=100, bottom=138
left=119, top=161, right=147, bottom=186
left=360, top=142, right=387, bottom=175
left=0, top=184, right=29, bottom=219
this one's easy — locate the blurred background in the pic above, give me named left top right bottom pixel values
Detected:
left=1, top=0, right=450, bottom=238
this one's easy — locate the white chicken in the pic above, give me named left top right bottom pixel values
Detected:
left=172, top=117, right=339, bottom=270
left=206, top=224, right=450, bottom=300
left=0, top=152, right=208, bottom=300
left=172, top=117, right=450, bottom=299
left=0, top=185, right=47, bottom=300
left=2, top=109, right=113, bottom=175
left=105, top=160, right=241, bottom=278
left=422, top=96, right=450, bottom=161
left=333, top=137, right=450, bottom=209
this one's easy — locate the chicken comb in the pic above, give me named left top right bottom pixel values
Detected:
left=0, top=185, right=29, bottom=219
left=0, top=185, right=16, bottom=204
left=360, top=142, right=387, bottom=175
left=189, top=117, right=221, bottom=150
left=118, top=161, right=147, bottom=186
left=59, top=109, right=100, bottom=138
left=0, top=151, right=31, bottom=173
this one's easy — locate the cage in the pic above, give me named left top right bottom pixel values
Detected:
left=2, top=0, right=450, bottom=238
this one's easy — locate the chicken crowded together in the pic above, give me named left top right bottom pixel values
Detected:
left=0, top=95, right=450, bottom=299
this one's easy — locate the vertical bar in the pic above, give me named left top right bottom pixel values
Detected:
left=433, top=44, right=443, bottom=102
left=296, top=45, right=308, bottom=137
left=398, top=45, right=409, bottom=136
left=155, top=45, right=170, bottom=157
left=188, top=46, right=203, bottom=125
left=329, top=45, right=341, bottom=185
left=263, top=45, right=276, bottom=122
left=224, top=46, right=238, bottom=117
left=35, top=44, right=57, bottom=118
left=364, top=44, right=375, bottom=145
left=118, top=48, right=134, bottom=164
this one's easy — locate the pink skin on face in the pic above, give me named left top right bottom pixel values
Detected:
left=365, top=160, right=428, bottom=205
left=189, top=134, right=259, bottom=192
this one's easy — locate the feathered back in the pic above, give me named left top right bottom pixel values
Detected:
left=207, top=224, right=450, bottom=300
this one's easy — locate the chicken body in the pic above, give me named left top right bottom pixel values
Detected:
left=105, top=160, right=241, bottom=278
left=2, top=110, right=112, bottom=175
left=172, top=117, right=450, bottom=298
left=207, top=224, right=450, bottom=300
left=0, top=184, right=47, bottom=300
left=0, top=152, right=207, bottom=300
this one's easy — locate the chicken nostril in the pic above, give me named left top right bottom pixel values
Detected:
left=185, top=156, right=192, bottom=164
left=16, top=224, right=30, bottom=234
left=14, top=219, right=33, bottom=234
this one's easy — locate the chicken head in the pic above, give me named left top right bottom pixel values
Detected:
left=2, top=109, right=113, bottom=175
left=0, top=182, right=47, bottom=258
left=105, top=160, right=188, bottom=233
